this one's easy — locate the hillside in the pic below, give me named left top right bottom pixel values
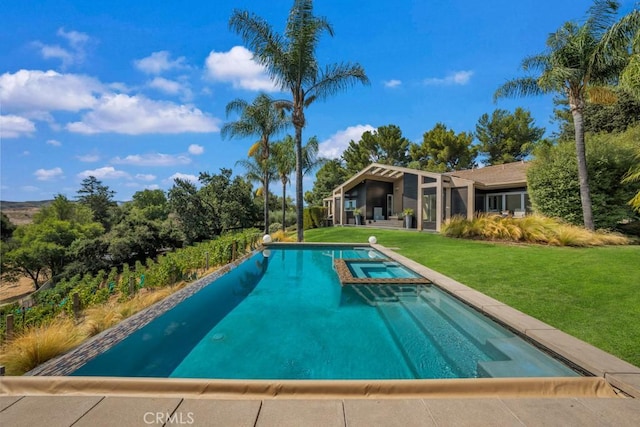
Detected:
left=0, top=200, right=53, bottom=225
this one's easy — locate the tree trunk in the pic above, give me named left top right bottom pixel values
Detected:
left=282, top=179, right=287, bottom=231
left=571, top=103, right=594, bottom=231
left=263, top=172, right=270, bottom=235
left=295, top=123, right=304, bottom=242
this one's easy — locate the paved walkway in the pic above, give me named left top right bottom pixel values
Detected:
left=2, top=395, right=640, bottom=426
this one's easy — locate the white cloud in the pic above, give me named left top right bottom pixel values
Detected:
left=188, top=144, right=204, bottom=155
left=33, top=28, right=91, bottom=69
left=135, top=51, right=186, bottom=75
left=46, top=139, right=62, bottom=146
left=148, top=77, right=183, bottom=95
left=135, top=173, right=156, bottom=182
left=424, top=70, right=474, bottom=86
left=205, top=46, right=278, bottom=92
left=318, top=124, right=376, bottom=159
left=0, top=69, right=102, bottom=113
left=112, top=153, right=191, bottom=167
left=167, top=172, right=198, bottom=183
left=57, top=28, right=89, bottom=49
left=384, top=79, right=402, bottom=88
left=77, top=166, right=130, bottom=180
left=21, top=185, right=39, bottom=192
left=76, top=153, right=100, bottom=162
left=38, top=45, right=74, bottom=66
left=0, top=115, right=36, bottom=138
left=34, top=167, right=63, bottom=181
left=66, top=94, right=220, bottom=135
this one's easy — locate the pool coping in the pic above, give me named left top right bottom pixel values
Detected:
left=10, top=242, right=640, bottom=399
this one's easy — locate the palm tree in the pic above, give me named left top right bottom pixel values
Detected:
left=222, top=93, right=289, bottom=234
left=272, top=135, right=322, bottom=230
left=230, top=0, right=369, bottom=241
left=235, top=152, right=278, bottom=231
left=495, top=0, right=639, bottom=230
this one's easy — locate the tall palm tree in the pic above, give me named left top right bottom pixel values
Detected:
left=272, top=135, right=322, bottom=230
left=230, top=0, right=369, bottom=241
left=495, top=0, right=639, bottom=230
left=222, top=93, right=289, bottom=234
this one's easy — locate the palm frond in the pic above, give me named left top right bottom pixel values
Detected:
left=522, top=54, right=551, bottom=72
left=599, top=8, right=640, bottom=51
left=224, top=98, right=250, bottom=117
left=307, top=62, right=370, bottom=102
left=229, top=9, right=288, bottom=90
left=494, top=77, right=544, bottom=101
left=620, top=54, right=640, bottom=98
left=220, top=121, right=255, bottom=140
left=285, top=0, right=333, bottom=82
left=586, top=0, right=620, bottom=36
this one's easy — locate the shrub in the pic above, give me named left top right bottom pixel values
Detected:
left=269, top=222, right=283, bottom=233
left=303, top=206, right=327, bottom=230
left=270, top=210, right=297, bottom=227
left=528, top=126, right=640, bottom=229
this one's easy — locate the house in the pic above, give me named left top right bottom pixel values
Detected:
left=323, top=161, right=531, bottom=231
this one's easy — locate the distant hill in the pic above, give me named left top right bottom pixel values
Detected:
left=0, top=200, right=53, bottom=225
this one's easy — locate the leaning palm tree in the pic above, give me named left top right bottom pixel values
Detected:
left=272, top=135, right=322, bottom=230
left=222, top=93, right=289, bottom=234
left=230, top=0, right=369, bottom=241
left=495, top=0, right=639, bottom=230
left=235, top=152, right=277, bottom=229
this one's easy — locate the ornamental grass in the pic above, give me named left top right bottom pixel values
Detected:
left=442, top=214, right=630, bottom=247
left=0, top=318, right=86, bottom=375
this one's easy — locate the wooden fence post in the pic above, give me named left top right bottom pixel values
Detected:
left=5, top=314, right=14, bottom=341
left=72, top=293, right=80, bottom=318
left=232, top=241, right=237, bottom=260
left=129, top=277, right=136, bottom=295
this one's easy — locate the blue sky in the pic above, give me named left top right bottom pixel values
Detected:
left=1, top=0, right=634, bottom=202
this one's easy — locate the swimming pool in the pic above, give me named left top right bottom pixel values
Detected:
left=71, top=245, right=577, bottom=379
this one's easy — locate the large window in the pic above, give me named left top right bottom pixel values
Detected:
left=485, top=191, right=528, bottom=213
left=344, top=199, right=357, bottom=211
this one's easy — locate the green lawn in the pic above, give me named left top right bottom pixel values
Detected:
left=305, top=227, right=640, bottom=367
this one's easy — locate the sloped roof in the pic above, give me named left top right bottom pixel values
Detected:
left=446, top=161, right=529, bottom=188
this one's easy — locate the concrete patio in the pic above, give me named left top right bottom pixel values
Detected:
left=2, top=394, right=640, bottom=426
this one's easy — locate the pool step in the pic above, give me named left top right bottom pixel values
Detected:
left=377, top=303, right=456, bottom=379
left=400, top=298, right=488, bottom=377
left=477, top=337, right=576, bottom=378
left=349, top=285, right=399, bottom=306
left=419, top=290, right=506, bottom=349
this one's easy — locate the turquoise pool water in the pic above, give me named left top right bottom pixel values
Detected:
left=346, top=260, right=422, bottom=279
left=72, top=246, right=577, bottom=379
